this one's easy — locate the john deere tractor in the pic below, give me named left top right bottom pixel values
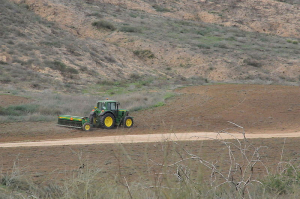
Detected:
left=57, top=99, right=134, bottom=131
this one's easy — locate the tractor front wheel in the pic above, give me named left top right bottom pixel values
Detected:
left=82, top=123, right=92, bottom=131
left=123, top=116, right=134, bottom=128
left=101, top=113, right=116, bottom=129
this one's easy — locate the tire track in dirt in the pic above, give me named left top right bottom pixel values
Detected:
left=1, top=131, right=300, bottom=148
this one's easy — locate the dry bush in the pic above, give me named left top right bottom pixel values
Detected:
left=133, top=123, right=300, bottom=198
left=2, top=126, right=300, bottom=198
left=92, top=20, right=116, bottom=31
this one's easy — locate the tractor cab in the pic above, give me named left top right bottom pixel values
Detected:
left=97, top=100, right=120, bottom=114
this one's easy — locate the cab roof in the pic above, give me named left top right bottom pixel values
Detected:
left=97, top=100, right=118, bottom=103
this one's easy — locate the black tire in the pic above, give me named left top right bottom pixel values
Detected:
left=123, top=116, right=134, bottom=128
left=82, top=123, right=92, bottom=131
left=100, top=113, right=116, bottom=129
left=89, top=112, right=97, bottom=126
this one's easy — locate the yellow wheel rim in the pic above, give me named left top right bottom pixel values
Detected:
left=84, top=124, right=91, bottom=131
left=125, top=118, right=132, bottom=127
left=104, top=116, right=113, bottom=127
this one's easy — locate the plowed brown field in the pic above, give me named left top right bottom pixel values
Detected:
left=1, top=84, right=300, bottom=143
left=0, top=84, right=300, bottom=183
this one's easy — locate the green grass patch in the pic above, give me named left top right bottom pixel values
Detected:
left=199, top=36, right=224, bottom=44
left=120, top=26, right=142, bottom=33
left=197, top=44, right=211, bottom=49
left=164, top=92, right=176, bottom=100
left=153, top=101, right=165, bottom=107
left=0, top=104, right=38, bottom=116
left=263, top=167, right=300, bottom=195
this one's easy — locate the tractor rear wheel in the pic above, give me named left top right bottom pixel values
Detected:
left=82, top=123, right=92, bottom=131
left=123, top=116, right=134, bottom=128
left=101, top=113, right=115, bottom=129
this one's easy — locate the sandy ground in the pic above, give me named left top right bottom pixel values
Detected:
left=1, top=131, right=300, bottom=148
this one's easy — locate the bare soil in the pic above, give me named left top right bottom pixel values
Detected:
left=0, top=84, right=300, bottom=183
left=1, top=84, right=299, bottom=143
left=1, top=137, right=300, bottom=185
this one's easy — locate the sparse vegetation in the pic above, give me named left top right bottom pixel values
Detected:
left=0, top=86, right=170, bottom=123
left=0, top=104, right=38, bottom=116
left=243, top=58, right=263, bottom=68
left=120, top=26, right=141, bottom=33
left=152, top=4, right=171, bottom=12
left=197, top=44, right=211, bottom=49
left=92, top=20, right=116, bottom=31
left=0, top=0, right=299, bottom=91
left=275, top=0, right=300, bottom=5
left=133, top=50, right=155, bottom=59
left=2, top=130, right=300, bottom=198
left=47, top=61, right=79, bottom=74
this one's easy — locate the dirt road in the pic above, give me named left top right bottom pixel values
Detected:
left=1, top=131, right=300, bottom=148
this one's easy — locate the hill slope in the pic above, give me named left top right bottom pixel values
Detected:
left=0, top=0, right=299, bottom=91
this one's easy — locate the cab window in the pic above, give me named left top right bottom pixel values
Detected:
left=97, top=102, right=104, bottom=109
left=108, top=102, right=116, bottom=110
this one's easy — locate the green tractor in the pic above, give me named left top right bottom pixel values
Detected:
left=57, top=99, right=134, bottom=131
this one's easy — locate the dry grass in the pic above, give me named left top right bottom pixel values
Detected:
left=0, top=88, right=171, bottom=123
left=1, top=128, right=300, bottom=198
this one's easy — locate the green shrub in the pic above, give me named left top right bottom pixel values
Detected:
left=86, top=12, right=103, bottom=18
left=129, top=73, right=141, bottom=81
left=41, top=41, right=62, bottom=48
left=66, top=67, right=79, bottom=74
left=133, top=50, right=155, bottom=59
left=213, top=42, right=229, bottom=49
left=263, top=167, right=300, bottom=195
left=0, top=104, right=38, bottom=116
left=47, top=61, right=78, bottom=74
left=152, top=4, right=171, bottom=12
left=196, top=29, right=210, bottom=36
left=243, top=58, right=263, bottom=68
left=197, top=44, right=211, bottom=49
left=153, top=101, right=165, bottom=107
left=120, top=26, right=141, bottom=33
left=0, top=76, right=12, bottom=83
left=129, top=13, right=138, bottom=18
left=50, top=61, right=67, bottom=72
left=164, top=92, right=176, bottom=100
left=104, top=56, right=116, bottom=63
left=92, top=20, right=116, bottom=31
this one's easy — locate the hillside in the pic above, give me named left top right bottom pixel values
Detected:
left=0, top=0, right=299, bottom=92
